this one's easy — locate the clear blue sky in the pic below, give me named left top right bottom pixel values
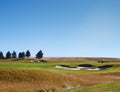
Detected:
left=0, top=0, right=120, bottom=57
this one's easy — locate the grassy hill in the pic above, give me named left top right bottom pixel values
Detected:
left=0, top=58, right=119, bottom=92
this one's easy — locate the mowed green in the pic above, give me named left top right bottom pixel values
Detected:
left=0, top=59, right=120, bottom=74
left=0, top=59, right=120, bottom=92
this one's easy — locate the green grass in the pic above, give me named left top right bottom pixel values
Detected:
left=0, top=59, right=120, bottom=92
left=67, top=82, right=120, bottom=92
left=0, top=60, right=120, bottom=74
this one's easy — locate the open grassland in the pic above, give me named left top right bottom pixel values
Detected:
left=0, top=58, right=120, bottom=92
left=66, top=82, right=120, bottom=92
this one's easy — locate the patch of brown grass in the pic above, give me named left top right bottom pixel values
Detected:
left=0, top=69, right=120, bottom=92
left=0, top=69, right=81, bottom=91
left=66, top=72, right=120, bottom=85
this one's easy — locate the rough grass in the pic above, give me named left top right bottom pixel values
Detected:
left=68, top=82, right=120, bottom=92
left=0, top=58, right=120, bottom=92
left=0, top=69, right=120, bottom=92
left=0, top=69, right=120, bottom=84
left=0, top=69, right=81, bottom=92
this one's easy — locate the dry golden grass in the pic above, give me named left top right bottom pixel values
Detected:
left=66, top=72, right=120, bottom=85
left=0, top=69, right=120, bottom=92
left=0, top=69, right=81, bottom=92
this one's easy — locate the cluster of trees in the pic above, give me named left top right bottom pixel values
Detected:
left=0, top=50, right=43, bottom=59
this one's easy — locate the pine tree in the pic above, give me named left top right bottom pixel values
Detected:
left=0, top=51, right=4, bottom=59
left=36, top=50, right=43, bottom=59
left=18, top=52, right=25, bottom=58
left=18, top=52, right=22, bottom=58
left=12, top=51, right=17, bottom=58
left=26, top=50, right=31, bottom=58
left=6, top=51, right=11, bottom=59
left=22, top=52, right=25, bottom=58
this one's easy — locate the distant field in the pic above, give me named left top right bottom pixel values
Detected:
left=0, top=58, right=120, bottom=92
left=43, top=57, right=120, bottom=62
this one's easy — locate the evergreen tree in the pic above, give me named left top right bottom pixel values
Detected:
left=22, top=52, right=25, bottom=58
left=6, top=51, right=11, bottom=59
left=18, top=52, right=25, bottom=58
left=25, top=50, right=31, bottom=58
left=18, top=52, right=22, bottom=58
left=36, top=50, right=43, bottom=59
left=12, top=51, right=17, bottom=58
left=0, top=51, right=4, bottom=59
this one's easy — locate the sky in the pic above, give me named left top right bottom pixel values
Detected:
left=0, top=0, right=120, bottom=57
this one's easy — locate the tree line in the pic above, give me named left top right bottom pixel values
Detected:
left=0, top=50, right=43, bottom=59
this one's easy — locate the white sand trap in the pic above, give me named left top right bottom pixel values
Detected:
left=55, top=65, right=89, bottom=70
left=55, top=65, right=102, bottom=70
left=64, top=67, right=80, bottom=70
left=77, top=67, right=89, bottom=69
left=86, top=68, right=100, bottom=70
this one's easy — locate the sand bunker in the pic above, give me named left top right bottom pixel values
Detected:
left=55, top=64, right=113, bottom=71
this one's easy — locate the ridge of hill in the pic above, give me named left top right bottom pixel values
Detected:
left=43, top=57, right=120, bottom=62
